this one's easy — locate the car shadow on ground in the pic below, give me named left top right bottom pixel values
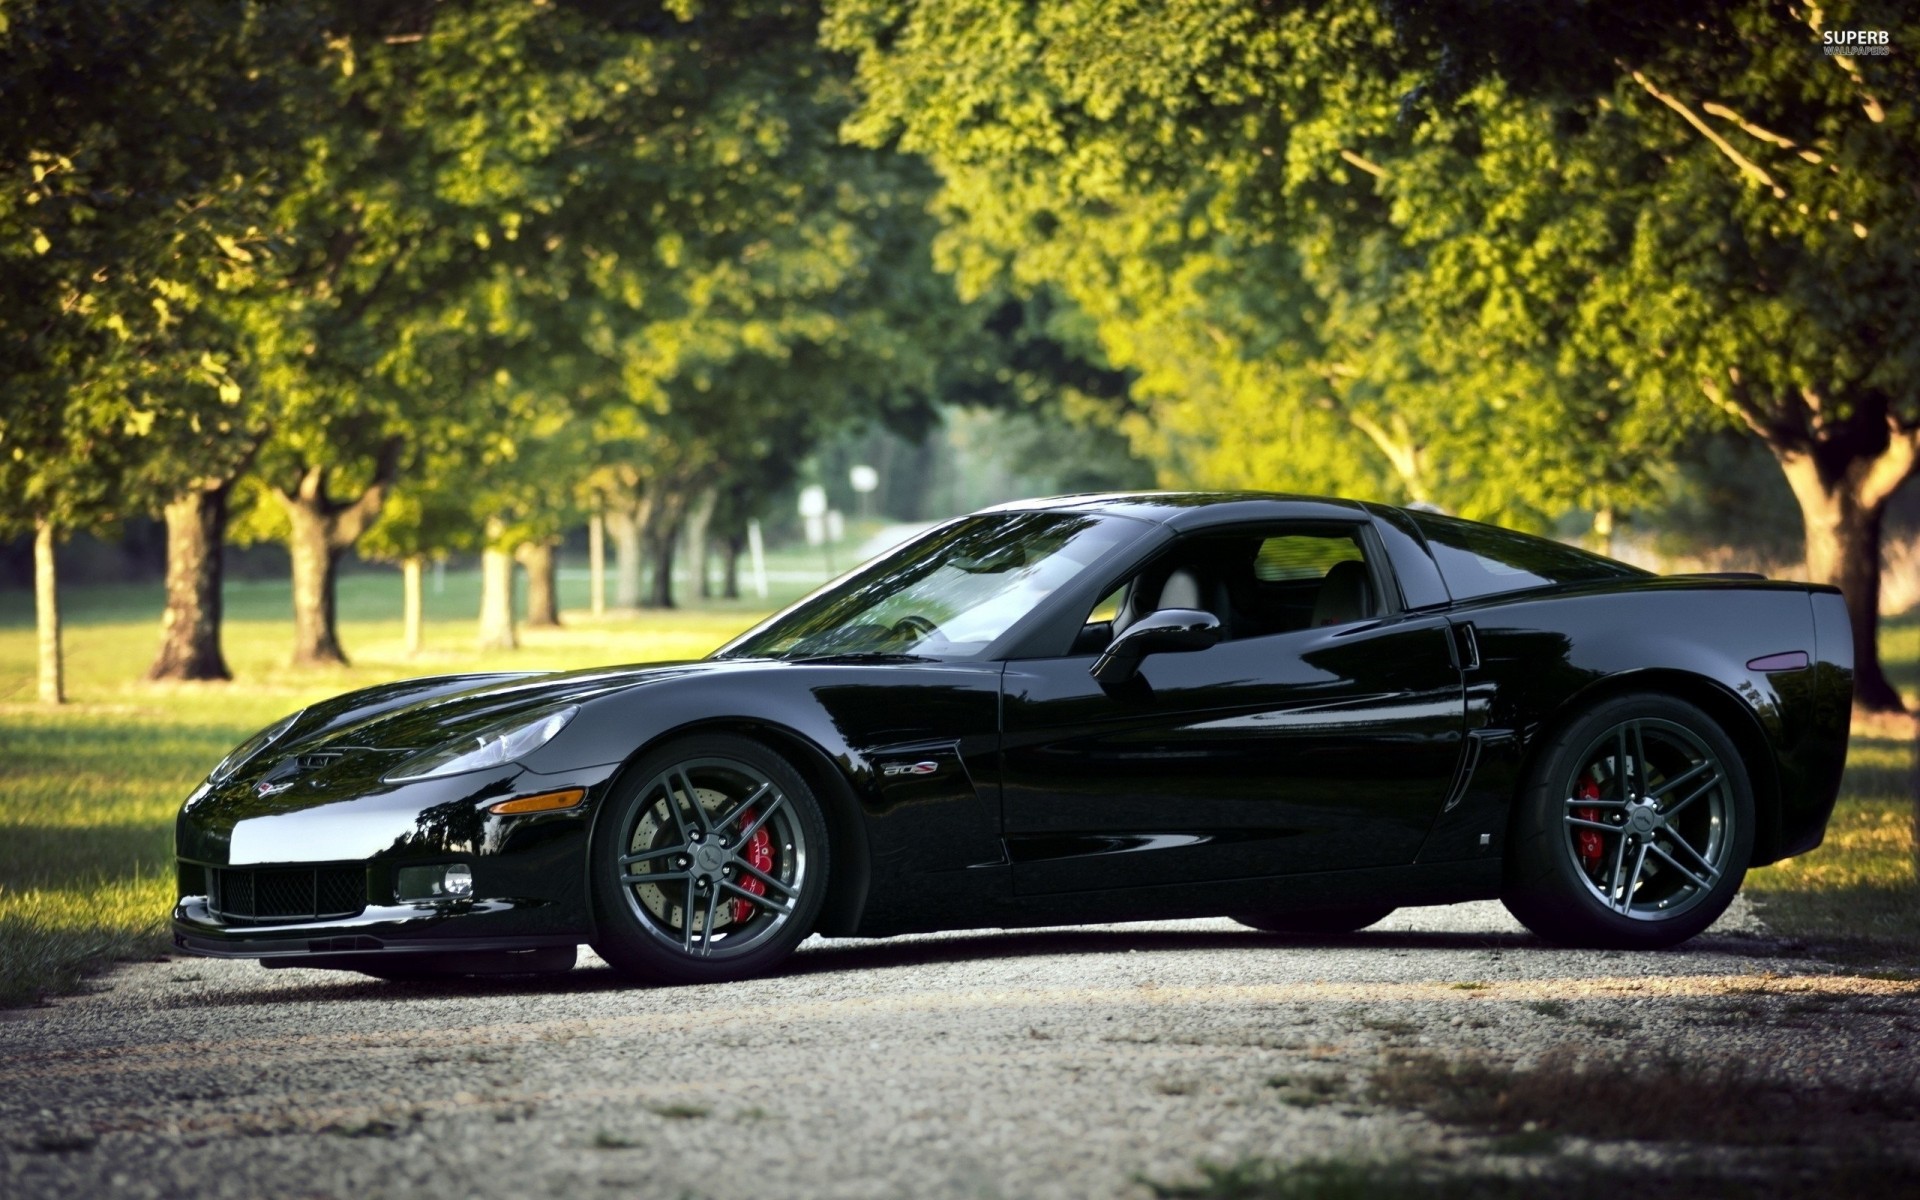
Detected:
left=156, top=923, right=1805, bottom=1010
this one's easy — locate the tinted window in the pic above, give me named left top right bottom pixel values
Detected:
left=1408, top=511, right=1645, bottom=601
left=716, top=512, right=1134, bottom=660
left=1254, top=534, right=1364, bottom=581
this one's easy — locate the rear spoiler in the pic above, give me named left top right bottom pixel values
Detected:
left=1669, top=571, right=1769, bottom=580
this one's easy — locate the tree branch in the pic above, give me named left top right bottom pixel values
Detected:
left=330, top=436, right=406, bottom=547
left=1628, top=69, right=1786, bottom=198
left=1700, top=101, right=1823, bottom=163
left=1338, top=149, right=1388, bottom=179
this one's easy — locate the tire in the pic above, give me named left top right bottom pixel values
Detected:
left=590, top=734, right=830, bottom=985
left=1502, top=693, right=1754, bottom=950
left=1233, top=906, right=1396, bottom=935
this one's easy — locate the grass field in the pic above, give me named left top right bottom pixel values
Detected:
left=0, top=573, right=1913, bottom=1005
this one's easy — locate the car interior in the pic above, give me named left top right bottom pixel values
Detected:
left=1072, top=527, right=1382, bottom=655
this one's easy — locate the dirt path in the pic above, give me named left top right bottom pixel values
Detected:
left=3, top=900, right=1917, bottom=1198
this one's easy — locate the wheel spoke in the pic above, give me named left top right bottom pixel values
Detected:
left=658, top=779, right=696, bottom=848
left=1661, top=773, right=1721, bottom=820
left=1616, top=725, right=1632, bottom=800
left=679, top=770, right=714, bottom=833
left=698, top=885, right=721, bottom=957
left=1650, top=843, right=1715, bottom=891
left=720, top=878, right=793, bottom=917
left=712, top=781, right=773, bottom=835
left=1619, top=841, right=1650, bottom=913
left=1565, top=816, right=1616, bottom=833
left=680, top=878, right=696, bottom=954
left=737, top=859, right=797, bottom=898
left=734, top=793, right=788, bottom=846
left=1631, top=722, right=1648, bottom=797
left=620, top=844, right=687, bottom=868
left=1661, top=828, right=1722, bottom=880
left=1647, top=759, right=1711, bottom=802
left=1566, top=796, right=1629, bottom=809
left=621, top=870, right=692, bottom=888
left=1605, top=829, right=1631, bottom=906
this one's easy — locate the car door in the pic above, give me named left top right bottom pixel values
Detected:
left=999, top=521, right=1465, bottom=894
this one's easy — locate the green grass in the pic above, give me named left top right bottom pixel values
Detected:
left=0, top=575, right=1913, bottom=1005
left=0, top=566, right=779, bottom=1005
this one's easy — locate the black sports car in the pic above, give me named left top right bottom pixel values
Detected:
left=173, top=493, right=1853, bottom=984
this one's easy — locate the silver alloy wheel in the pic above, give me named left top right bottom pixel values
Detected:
left=616, top=756, right=809, bottom=959
left=1560, top=717, right=1733, bottom=921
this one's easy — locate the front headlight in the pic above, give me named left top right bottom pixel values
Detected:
left=208, top=710, right=302, bottom=784
left=383, top=705, right=579, bottom=782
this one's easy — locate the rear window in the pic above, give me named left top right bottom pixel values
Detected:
left=1408, top=511, right=1645, bottom=601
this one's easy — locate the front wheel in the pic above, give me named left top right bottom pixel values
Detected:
left=590, top=734, right=829, bottom=985
left=1502, top=694, right=1754, bottom=949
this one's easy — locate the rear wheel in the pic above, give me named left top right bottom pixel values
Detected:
left=1502, top=693, right=1753, bottom=949
left=590, top=734, right=829, bottom=985
left=1233, top=906, right=1396, bottom=935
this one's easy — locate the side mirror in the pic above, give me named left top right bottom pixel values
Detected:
left=1090, top=608, right=1222, bottom=685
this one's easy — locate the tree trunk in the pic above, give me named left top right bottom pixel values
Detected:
left=147, top=484, right=232, bottom=681
left=402, top=556, right=425, bottom=656
left=478, top=520, right=518, bottom=651
left=642, top=484, right=689, bottom=610
left=517, top=540, right=561, bottom=628
left=34, top=518, right=64, bottom=705
left=722, top=532, right=744, bottom=600
left=607, top=505, right=643, bottom=609
left=685, top=488, right=717, bottom=601
left=1777, top=443, right=1914, bottom=713
left=588, top=512, right=606, bottom=617
left=285, top=500, right=347, bottom=666
left=274, top=442, right=404, bottom=668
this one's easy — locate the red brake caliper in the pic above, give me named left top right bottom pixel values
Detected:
left=729, top=809, right=773, bottom=923
left=1573, top=773, right=1604, bottom=873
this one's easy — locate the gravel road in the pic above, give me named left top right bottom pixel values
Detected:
left=4, top=898, right=1917, bottom=1198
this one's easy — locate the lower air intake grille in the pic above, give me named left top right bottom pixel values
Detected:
left=206, top=865, right=366, bottom=924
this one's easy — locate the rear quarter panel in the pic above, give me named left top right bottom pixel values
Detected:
left=1457, top=580, right=1850, bottom=864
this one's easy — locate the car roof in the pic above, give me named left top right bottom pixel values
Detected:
left=980, top=490, right=1378, bottom=531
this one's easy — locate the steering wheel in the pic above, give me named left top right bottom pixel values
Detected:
left=889, top=614, right=939, bottom=643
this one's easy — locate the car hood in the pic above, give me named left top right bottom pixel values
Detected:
left=273, top=659, right=720, bottom=763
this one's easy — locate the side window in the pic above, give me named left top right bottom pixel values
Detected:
left=1086, top=524, right=1382, bottom=644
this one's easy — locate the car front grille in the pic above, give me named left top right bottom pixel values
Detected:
left=205, top=865, right=366, bottom=924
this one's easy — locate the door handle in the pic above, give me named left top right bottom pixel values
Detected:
left=1452, top=622, right=1481, bottom=672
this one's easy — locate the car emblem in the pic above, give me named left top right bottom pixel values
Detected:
left=881, top=761, right=940, bottom=777
left=256, top=780, right=294, bottom=797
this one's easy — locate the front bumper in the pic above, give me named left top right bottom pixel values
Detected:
left=172, top=761, right=623, bottom=963
left=171, top=895, right=581, bottom=960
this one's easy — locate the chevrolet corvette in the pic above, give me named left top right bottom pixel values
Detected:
left=173, top=493, right=1852, bottom=984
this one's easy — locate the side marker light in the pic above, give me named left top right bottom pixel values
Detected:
left=488, top=787, right=587, bottom=815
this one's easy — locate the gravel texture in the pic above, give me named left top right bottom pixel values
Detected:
left=3, top=897, right=1918, bottom=1198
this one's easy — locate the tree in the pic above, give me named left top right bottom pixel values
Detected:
left=0, top=0, right=298, bottom=695
left=830, top=0, right=1919, bottom=708
left=1379, top=0, right=1920, bottom=710
left=824, top=1, right=1677, bottom=535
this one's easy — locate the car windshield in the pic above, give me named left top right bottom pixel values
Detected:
left=714, top=512, right=1136, bottom=661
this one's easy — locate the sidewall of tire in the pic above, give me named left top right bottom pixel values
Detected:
left=590, top=733, right=831, bottom=985
left=1502, top=693, right=1754, bottom=950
